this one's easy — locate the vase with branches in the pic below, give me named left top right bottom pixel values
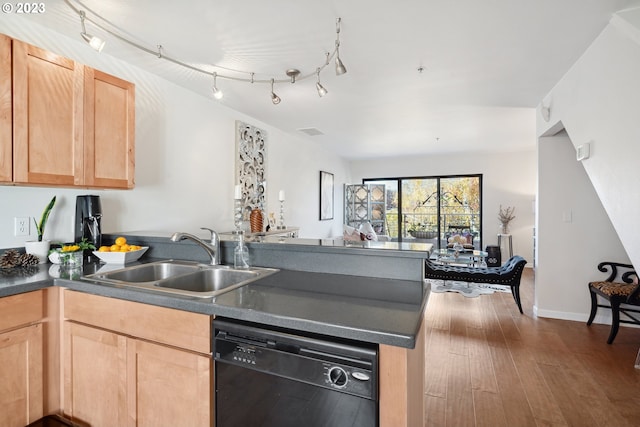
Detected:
left=498, top=205, right=515, bottom=234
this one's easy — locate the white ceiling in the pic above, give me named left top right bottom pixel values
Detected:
left=21, top=0, right=636, bottom=159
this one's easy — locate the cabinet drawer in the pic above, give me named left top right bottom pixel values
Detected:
left=0, top=290, right=44, bottom=332
left=64, top=290, right=210, bottom=354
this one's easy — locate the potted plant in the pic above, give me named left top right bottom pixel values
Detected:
left=25, top=196, right=57, bottom=263
left=408, top=222, right=438, bottom=239
left=53, top=238, right=96, bottom=269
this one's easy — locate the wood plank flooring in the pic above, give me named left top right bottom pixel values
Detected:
left=423, top=269, right=640, bottom=427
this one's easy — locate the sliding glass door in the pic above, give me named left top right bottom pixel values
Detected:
left=364, top=175, right=482, bottom=250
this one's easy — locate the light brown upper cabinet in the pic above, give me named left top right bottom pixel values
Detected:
left=12, top=38, right=84, bottom=186
left=84, top=68, right=135, bottom=188
left=6, top=34, right=135, bottom=189
left=0, top=34, right=13, bottom=182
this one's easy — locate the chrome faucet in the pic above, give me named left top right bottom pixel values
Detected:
left=170, top=227, right=220, bottom=265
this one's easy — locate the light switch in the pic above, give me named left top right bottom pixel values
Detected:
left=577, top=143, right=590, bottom=161
left=562, top=211, right=572, bottom=223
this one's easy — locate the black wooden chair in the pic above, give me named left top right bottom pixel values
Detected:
left=425, top=255, right=528, bottom=313
left=586, top=261, right=639, bottom=344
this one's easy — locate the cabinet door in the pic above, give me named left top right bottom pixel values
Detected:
left=84, top=67, right=135, bottom=188
left=0, top=323, right=43, bottom=427
left=12, top=39, right=84, bottom=185
left=128, top=339, right=211, bottom=427
left=0, top=34, right=11, bottom=182
left=64, top=322, right=128, bottom=427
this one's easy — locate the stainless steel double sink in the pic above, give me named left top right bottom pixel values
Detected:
left=83, top=260, right=279, bottom=299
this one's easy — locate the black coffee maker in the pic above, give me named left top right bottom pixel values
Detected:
left=75, top=195, right=103, bottom=249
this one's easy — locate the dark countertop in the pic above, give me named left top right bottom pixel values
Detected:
left=0, top=263, right=53, bottom=296
left=0, top=259, right=429, bottom=349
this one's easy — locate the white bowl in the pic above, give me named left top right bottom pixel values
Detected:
left=92, top=247, right=149, bottom=264
left=48, top=251, right=61, bottom=264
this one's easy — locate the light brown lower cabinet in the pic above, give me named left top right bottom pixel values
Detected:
left=379, top=314, right=426, bottom=427
left=0, top=324, right=43, bottom=427
left=64, top=322, right=211, bottom=427
left=0, top=291, right=44, bottom=427
left=63, top=290, right=212, bottom=427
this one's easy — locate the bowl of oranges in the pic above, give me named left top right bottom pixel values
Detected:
left=93, top=236, right=148, bottom=264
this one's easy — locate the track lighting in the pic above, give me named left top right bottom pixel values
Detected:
left=270, top=79, right=281, bottom=105
left=65, top=0, right=348, bottom=104
left=316, top=68, right=327, bottom=97
left=212, top=72, right=223, bottom=100
left=79, top=11, right=105, bottom=52
left=286, top=69, right=300, bottom=84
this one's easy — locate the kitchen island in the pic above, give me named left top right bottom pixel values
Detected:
left=0, top=235, right=431, bottom=427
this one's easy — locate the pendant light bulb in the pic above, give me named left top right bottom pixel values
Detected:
left=315, top=68, right=328, bottom=97
left=270, top=79, right=281, bottom=105
left=212, top=72, right=223, bottom=100
left=79, top=11, right=105, bottom=52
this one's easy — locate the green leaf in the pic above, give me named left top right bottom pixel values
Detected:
left=76, top=238, right=96, bottom=251
left=36, top=196, right=56, bottom=241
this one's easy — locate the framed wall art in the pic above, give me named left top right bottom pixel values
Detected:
left=319, top=170, right=334, bottom=221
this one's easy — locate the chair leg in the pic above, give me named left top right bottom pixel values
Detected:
left=607, top=301, right=621, bottom=344
left=510, top=284, right=523, bottom=314
left=587, top=288, right=598, bottom=326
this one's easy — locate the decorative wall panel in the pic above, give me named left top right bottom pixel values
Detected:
left=344, top=184, right=386, bottom=234
left=236, top=121, right=266, bottom=218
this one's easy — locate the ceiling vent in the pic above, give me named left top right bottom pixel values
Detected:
left=298, top=127, right=325, bottom=136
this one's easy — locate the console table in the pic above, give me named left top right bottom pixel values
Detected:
left=221, top=227, right=300, bottom=242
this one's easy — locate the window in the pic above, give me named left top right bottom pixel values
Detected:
left=364, top=175, right=482, bottom=250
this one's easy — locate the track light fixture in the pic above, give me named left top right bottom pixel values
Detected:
left=270, top=79, right=281, bottom=105
left=65, top=0, right=347, bottom=104
left=286, top=69, right=301, bottom=84
left=212, top=72, right=224, bottom=100
left=334, top=18, right=347, bottom=75
left=79, top=10, right=105, bottom=52
left=315, top=68, right=328, bottom=97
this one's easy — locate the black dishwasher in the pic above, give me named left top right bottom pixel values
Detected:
left=214, top=318, right=378, bottom=427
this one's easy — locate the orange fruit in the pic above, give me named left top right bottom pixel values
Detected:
left=115, top=236, right=127, bottom=246
left=110, top=244, right=120, bottom=252
left=98, top=246, right=110, bottom=252
left=120, top=244, right=131, bottom=252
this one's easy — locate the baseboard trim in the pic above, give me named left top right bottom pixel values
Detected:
left=533, top=306, right=639, bottom=329
left=534, top=307, right=589, bottom=322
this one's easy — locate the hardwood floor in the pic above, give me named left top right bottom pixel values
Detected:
left=422, top=268, right=640, bottom=427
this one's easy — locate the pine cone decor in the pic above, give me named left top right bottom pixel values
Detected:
left=18, top=253, right=40, bottom=267
left=0, top=265, right=38, bottom=278
left=0, top=249, right=21, bottom=269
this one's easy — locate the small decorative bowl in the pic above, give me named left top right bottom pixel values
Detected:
left=92, top=247, right=149, bottom=264
left=48, top=251, right=61, bottom=264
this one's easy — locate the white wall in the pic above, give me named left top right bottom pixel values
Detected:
left=536, top=132, right=629, bottom=322
left=537, top=9, right=640, bottom=270
left=0, top=18, right=349, bottom=249
left=349, top=149, right=537, bottom=264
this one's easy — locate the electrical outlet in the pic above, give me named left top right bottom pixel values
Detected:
left=14, top=217, right=30, bottom=236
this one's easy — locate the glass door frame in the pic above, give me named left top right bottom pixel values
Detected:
left=363, top=174, right=483, bottom=250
